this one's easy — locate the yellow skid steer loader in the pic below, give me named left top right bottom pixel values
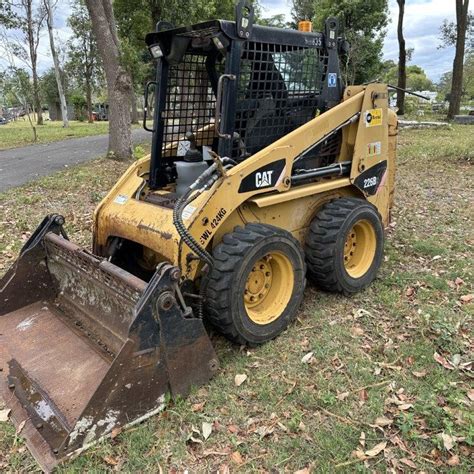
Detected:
left=0, top=2, right=398, bottom=470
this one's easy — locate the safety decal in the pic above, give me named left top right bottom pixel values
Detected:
left=182, top=204, right=196, bottom=220
left=367, top=141, right=382, bottom=157
left=365, top=108, right=383, bottom=128
left=328, top=73, right=337, bottom=88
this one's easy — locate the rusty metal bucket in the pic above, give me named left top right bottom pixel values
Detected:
left=0, top=215, right=218, bottom=472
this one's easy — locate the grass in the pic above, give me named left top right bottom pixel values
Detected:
left=0, top=126, right=473, bottom=472
left=0, top=119, right=110, bottom=150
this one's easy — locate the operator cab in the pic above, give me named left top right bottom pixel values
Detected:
left=143, top=0, right=346, bottom=191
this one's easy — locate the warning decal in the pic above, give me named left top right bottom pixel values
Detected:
left=365, top=108, right=383, bottom=127
left=367, top=141, right=382, bottom=157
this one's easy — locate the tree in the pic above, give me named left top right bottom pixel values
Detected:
left=291, top=0, right=314, bottom=25
left=67, top=0, right=100, bottom=123
left=85, top=0, right=133, bottom=160
left=440, top=1, right=471, bottom=119
left=383, top=64, right=434, bottom=92
left=396, top=0, right=406, bottom=115
left=5, top=0, right=47, bottom=125
left=44, top=0, right=68, bottom=127
left=114, top=0, right=238, bottom=126
left=294, top=0, right=389, bottom=84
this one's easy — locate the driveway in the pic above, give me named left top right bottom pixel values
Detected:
left=0, top=128, right=151, bottom=193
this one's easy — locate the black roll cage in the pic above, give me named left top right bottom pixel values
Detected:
left=144, top=13, right=344, bottom=189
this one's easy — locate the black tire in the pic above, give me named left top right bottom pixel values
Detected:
left=305, top=198, right=384, bottom=295
left=205, top=223, right=306, bottom=346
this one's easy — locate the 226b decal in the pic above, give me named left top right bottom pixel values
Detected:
left=354, top=160, right=387, bottom=196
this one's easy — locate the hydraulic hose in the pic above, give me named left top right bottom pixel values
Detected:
left=172, top=163, right=219, bottom=269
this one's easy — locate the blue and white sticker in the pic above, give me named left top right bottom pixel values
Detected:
left=328, top=73, right=337, bottom=88
left=114, top=194, right=128, bottom=205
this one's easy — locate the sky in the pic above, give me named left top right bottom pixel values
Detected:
left=2, top=0, right=471, bottom=82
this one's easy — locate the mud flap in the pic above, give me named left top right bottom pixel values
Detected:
left=0, top=215, right=218, bottom=472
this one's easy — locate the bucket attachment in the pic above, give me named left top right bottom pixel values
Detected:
left=0, top=215, right=218, bottom=472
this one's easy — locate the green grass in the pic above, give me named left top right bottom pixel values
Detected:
left=0, top=126, right=473, bottom=472
left=0, top=119, right=110, bottom=150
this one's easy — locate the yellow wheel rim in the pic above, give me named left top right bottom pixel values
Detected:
left=343, top=219, right=377, bottom=278
left=244, top=252, right=294, bottom=325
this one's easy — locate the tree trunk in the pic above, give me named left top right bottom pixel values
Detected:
left=85, top=0, right=132, bottom=160
left=85, top=76, right=93, bottom=123
left=448, top=0, right=470, bottom=120
left=26, top=0, right=43, bottom=126
left=396, top=0, right=406, bottom=115
left=131, top=86, right=139, bottom=124
left=44, top=0, right=69, bottom=127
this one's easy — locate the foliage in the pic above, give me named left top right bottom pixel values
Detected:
left=40, top=67, right=69, bottom=104
left=66, top=1, right=102, bottom=106
left=70, top=93, right=87, bottom=121
left=439, top=13, right=474, bottom=50
left=0, top=68, right=33, bottom=108
left=438, top=50, right=474, bottom=100
left=382, top=62, right=435, bottom=92
left=292, top=0, right=389, bottom=84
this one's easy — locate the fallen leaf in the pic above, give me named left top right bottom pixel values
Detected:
left=412, top=370, right=427, bottom=378
left=364, top=441, right=387, bottom=457
left=202, top=422, right=213, bottom=440
left=0, top=409, right=11, bottom=422
left=352, top=449, right=367, bottom=460
left=351, top=326, right=365, bottom=337
left=16, top=420, right=26, bottom=435
left=293, top=468, right=311, bottom=474
left=432, top=255, right=442, bottom=261
left=255, top=425, right=274, bottom=438
left=440, top=432, right=455, bottom=451
left=374, top=416, right=393, bottom=427
left=454, top=277, right=464, bottom=288
left=398, top=403, right=413, bottom=411
left=219, top=464, right=230, bottom=474
left=104, top=455, right=119, bottom=466
left=234, top=374, right=247, bottom=386
left=451, top=354, right=461, bottom=367
left=192, top=402, right=206, bottom=412
left=228, top=424, right=239, bottom=434
left=467, top=389, right=474, bottom=401
left=301, top=352, right=314, bottom=364
left=359, top=431, right=366, bottom=448
left=460, top=294, right=473, bottom=304
left=230, top=451, right=244, bottom=465
left=405, top=287, right=415, bottom=297
left=359, top=389, right=368, bottom=402
left=434, top=352, right=454, bottom=370
left=111, top=427, right=122, bottom=439
left=400, top=458, right=417, bottom=469
left=336, top=391, right=349, bottom=401
left=447, top=454, right=460, bottom=466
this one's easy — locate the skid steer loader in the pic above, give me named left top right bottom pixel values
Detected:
left=0, top=2, right=398, bottom=470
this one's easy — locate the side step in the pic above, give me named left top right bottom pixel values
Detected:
left=0, top=215, right=218, bottom=472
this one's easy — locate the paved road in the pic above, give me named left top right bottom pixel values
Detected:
left=0, top=128, right=151, bottom=193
